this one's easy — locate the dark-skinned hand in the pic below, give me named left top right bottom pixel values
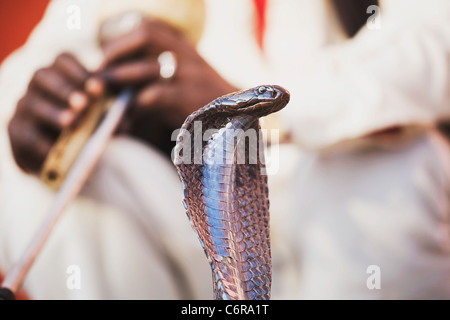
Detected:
left=8, top=18, right=237, bottom=173
left=100, top=18, right=238, bottom=154
left=8, top=53, right=102, bottom=173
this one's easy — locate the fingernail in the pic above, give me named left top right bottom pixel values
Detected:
left=138, top=87, right=158, bottom=106
left=86, top=77, right=104, bottom=97
left=69, top=91, right=88, bottom=111
left=59, top=110, right=74, bottom=127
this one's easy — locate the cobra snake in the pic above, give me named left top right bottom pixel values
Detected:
left=174, top=85, right=290, bottom=300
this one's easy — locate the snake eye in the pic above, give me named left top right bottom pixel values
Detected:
left=258, top=86, right=267, bottom=95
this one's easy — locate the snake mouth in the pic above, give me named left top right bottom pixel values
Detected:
left=237, top=98, right=265, bottom=109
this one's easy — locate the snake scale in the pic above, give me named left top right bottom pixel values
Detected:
left=174, top=85, right=290, bottom=300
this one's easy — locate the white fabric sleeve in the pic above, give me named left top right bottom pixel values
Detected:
left=277, top=0, right=450, bottom=150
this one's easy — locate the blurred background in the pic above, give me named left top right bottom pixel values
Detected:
left=1, top=0, right=450, bottom=300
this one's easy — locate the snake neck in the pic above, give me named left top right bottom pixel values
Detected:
left=175, top=86, right=289, bottom=300
left=203, top=116, right=258, bottom=167
left=201, top=116, right=270, bottom=300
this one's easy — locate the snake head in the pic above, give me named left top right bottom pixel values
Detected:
left=217, top=85, right=290, bottom=118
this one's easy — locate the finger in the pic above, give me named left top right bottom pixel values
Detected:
left=8, top=118, right=54, bottom=173
left=68, top=91, right=89, bottom=111
left=53, top=53, right=105, bottom=98
left=102, top=24, right=148, bottom=65
left=102, top=19, right=184, bottom=65
left=142, top=19, right=187, bottom=54
left=19, top=93, right=75, bottom=130
left=85, top=77, right=105, bottom=97
left=136, top=82, right=178, bottom=109
left=102, top=59, right=160, bottom=86
left=53, top=52, right=90, bottom=88
left=32, top=67, right=89, bottom=112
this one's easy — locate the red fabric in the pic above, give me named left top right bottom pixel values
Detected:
left=0, top=0, right=51, bottom=63
left=253, top=0, right=267, bottom=50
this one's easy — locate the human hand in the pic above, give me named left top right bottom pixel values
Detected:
left=100, top=18, right=238, bottom=148
left=8, top=53, right=102, bottom=173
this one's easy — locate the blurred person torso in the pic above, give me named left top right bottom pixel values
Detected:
left=0, top=0, right=450, bottom=299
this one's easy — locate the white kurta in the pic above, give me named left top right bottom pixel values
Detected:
left=1, top=0, right=450, bottom=299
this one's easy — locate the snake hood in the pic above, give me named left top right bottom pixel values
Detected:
left=174, top=85, right=289, bottom=300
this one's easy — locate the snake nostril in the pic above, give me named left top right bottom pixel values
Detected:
left=271, top=89, right=278, bottom=98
